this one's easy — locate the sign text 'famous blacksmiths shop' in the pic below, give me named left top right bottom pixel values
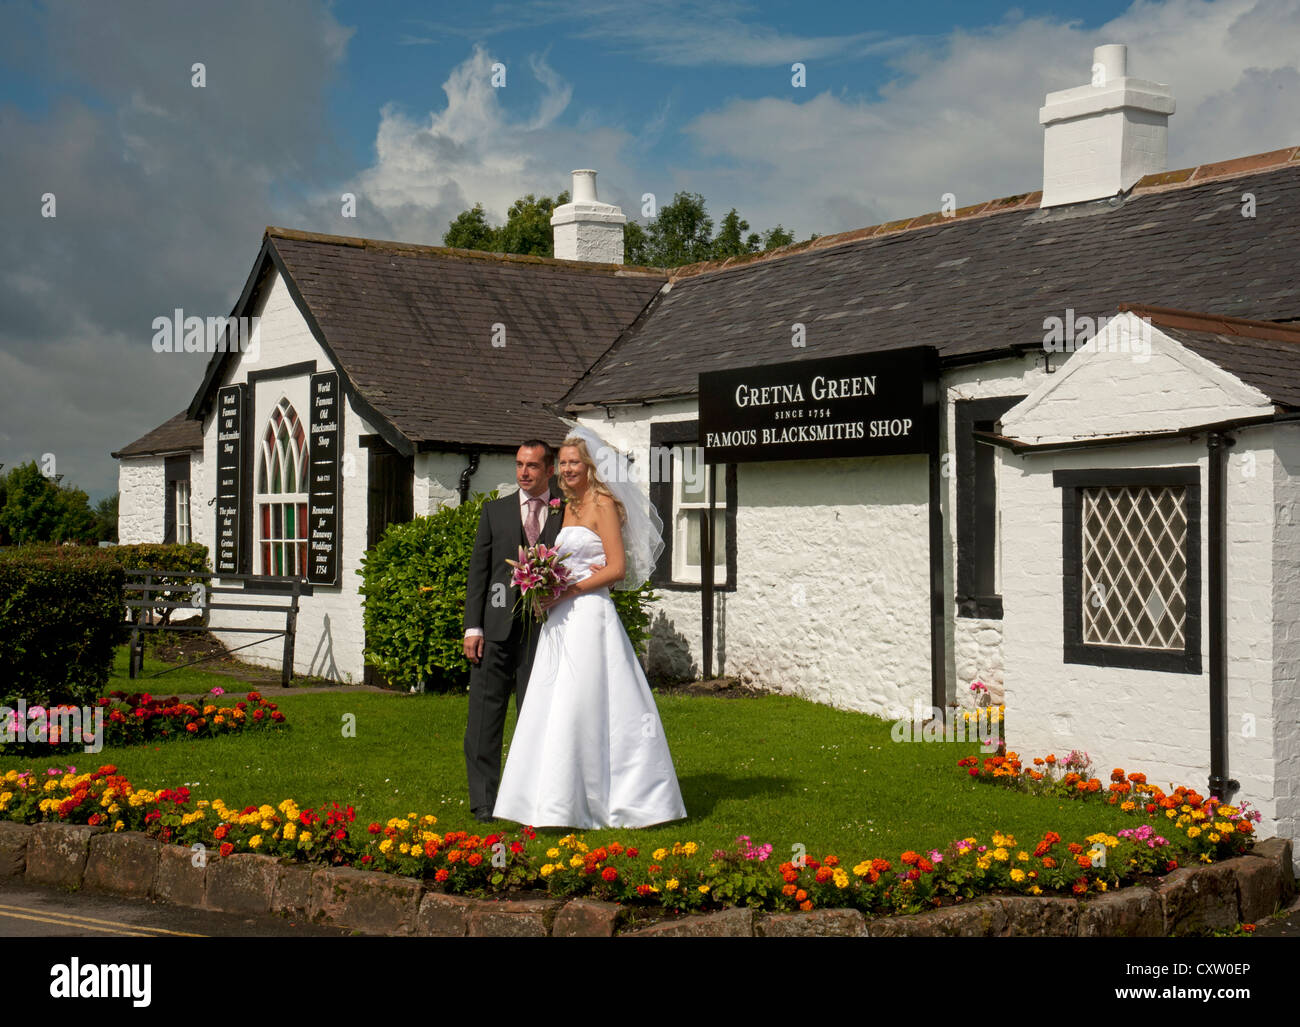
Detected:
left=698, top=347, right=938, bottom=463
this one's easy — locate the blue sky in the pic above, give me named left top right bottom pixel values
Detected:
left=2, top=0, right=1298, bottom=499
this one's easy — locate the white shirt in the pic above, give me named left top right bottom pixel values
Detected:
left=465, top=488, right=551, bottom=639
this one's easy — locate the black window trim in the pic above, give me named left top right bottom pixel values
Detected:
left=1054, top=466, right=1202, bottom=674
left=648, top=420, right=737, bottom=593
left=955, top=395, right=1026, bottom=619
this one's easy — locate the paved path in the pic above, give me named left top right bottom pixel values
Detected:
left=0, top=880, right=352, bottom=937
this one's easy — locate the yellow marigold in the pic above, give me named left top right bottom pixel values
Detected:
left=853, top=861, right=871, bottom=877
left=1097, top=880, right=1108, bottom=892
left=540, top=864, right=555, bottom=877
left=992, top=848, right=1009, bottom=862
left=666, top=878, right=679, bottom=891
left=299, top=831, right=312, bottom=846
left=421, top=815, right=437, bottom=826
left=1121, top=801, right=1136, bottom=812
left=671, top=842, right=684, bottom=856
left=683, top=842, right=699, bottom=855
left=113, top=820, right=124, bottom=832
left=546, top=848, right=561, bottom=859
left=1208, top=833, right=1220, bottom=843
left=213, top=716, right=225, bottom=726
left=569, top=855, right=583, bottom=868
left=1016, top=851, right=1029, bottom=862
left=260, top=820, right=273, bottom=831
left=1187, top=826, right=1202, bottom=839
left=1218, top=805, right=1238, bottom=817
left=832, top=869, right=849, bottom=889
left=1029, top=885, right=1042, bottom=895
left=698, top=885, right=709, bottom=894
left=1010, top=869, right=1026, bottom=883
left=652, top=848, right=667, bottom=861
left=283, top=823, right=297, bottom=841
left=976, top=857, right=992, bottom=871
left=0, top=792, right=11, bottom=809
left=249, top=835, right=262, bottom=849
left=204, top=705, right=217, bottom=715
left=399, top=843, right=410, bottom=855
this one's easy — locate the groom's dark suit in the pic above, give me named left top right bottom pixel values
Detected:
left=463, top=486, right=564, bottom=817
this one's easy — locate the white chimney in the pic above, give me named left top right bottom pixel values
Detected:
left=551, top=170, right=626, bottom=263
left=1039, top=45, right=1175, bottom=208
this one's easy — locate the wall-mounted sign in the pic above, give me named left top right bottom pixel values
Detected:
left=698, top=347, right=939, bottom=463
left=307, top=371, right=343, bottom=585
left=214, top=384, right=246, bottom=574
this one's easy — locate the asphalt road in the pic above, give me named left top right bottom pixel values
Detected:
left=0, top=880, right=353, bottom=937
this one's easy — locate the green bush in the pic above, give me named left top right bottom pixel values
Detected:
left=0, top=546, right=125, bottom=707
left=359, top=493, right=660, bottom=690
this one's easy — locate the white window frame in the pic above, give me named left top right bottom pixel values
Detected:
left=174, top=480, right=191, bottom=544
left=671, top=445, right=728, bottom=585
left=255, top=395, right=309, bottom=578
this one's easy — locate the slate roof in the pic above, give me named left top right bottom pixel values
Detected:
left=565, top=146, right=1300, bottom=407
left=111, top=409, right=203, bottom=459
left=189, top=229, right=667, bottom=452
left=1129, top=305, right=1300, bottom=410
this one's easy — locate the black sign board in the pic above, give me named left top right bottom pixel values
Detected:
left=307, top=371, right=343, bottom=585
left=214, top=384, right=246, bottom=574
left=698, top=347, right=939, bottom=463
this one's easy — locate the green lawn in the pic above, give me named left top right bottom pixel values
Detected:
left=0, top=649, right=1151, bottom=861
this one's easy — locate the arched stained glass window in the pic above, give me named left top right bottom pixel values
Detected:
left=255, top=396, right=309, bottom=576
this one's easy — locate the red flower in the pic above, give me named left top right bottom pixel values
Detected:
left=601, top=866, right=618, bottom=882
left=815, top=866, right=833, bottom=883
left=510, top=841, right=524, bottom=854
left=467, top=853, right=483, bottom=867
left=627, top=848, right=638, bottom=858
left=916, top=857, right=935, bottom=873
left=900, top=851, right=920, bottom=866
left=219, top=842, right=234, bottom=858
left=435, top=869, right=450, bottom=882
left=368, top=823, right=381, bottom=834
left=214, top=824, right=229, bottom=840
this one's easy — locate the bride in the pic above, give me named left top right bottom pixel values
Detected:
left=491, top=425, right=688, bottom=829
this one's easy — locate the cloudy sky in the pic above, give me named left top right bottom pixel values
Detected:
left=2, top=0, right=1298, bottom=499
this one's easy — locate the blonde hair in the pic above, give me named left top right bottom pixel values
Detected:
left=559, top=437, right=627, bottom=525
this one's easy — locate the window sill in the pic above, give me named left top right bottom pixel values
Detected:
left=239, top=577, right=314, bottom=596
left=957, top=595, right=1003, bottom=620
left=652, top=579, right=737, bottom=594
left=1064, top=641, right=1201, bottom=674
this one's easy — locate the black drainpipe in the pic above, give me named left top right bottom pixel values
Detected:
left=1206, top=432, right=1239, bottom=801
left=458, top=452, right=480, bottom=504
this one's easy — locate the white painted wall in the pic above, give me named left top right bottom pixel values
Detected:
left=195, top=269, right=374, bottom=683
left=414, top=452, right=519, bottom=515
left=116, top=456, right=166, bottom=544
left=1269, top=423, right=1300, bottom=860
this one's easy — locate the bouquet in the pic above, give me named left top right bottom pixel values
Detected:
left=505, top=543, right=574, bottom=624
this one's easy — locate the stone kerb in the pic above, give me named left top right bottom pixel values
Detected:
left=11, top=825, right=1295, bottom=937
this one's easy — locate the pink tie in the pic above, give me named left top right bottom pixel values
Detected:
left=525, top=497, right=542, bottom=546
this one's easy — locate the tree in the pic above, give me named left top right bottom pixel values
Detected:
left=711, top=209, right=761, bottom=260
left=0, top=462, right=98, bottom=545
left=443, top=203, right=496, bottom=251
left=92, top=493, right=119, bottom=544
left=443, top=191, right=571, bottom=257
left=623, top=220, right=650, bottom=266
left=644, top=192, right=714, bottom=267
left=762, top=225, right=796, bottom=250
left=495, top=191, right=569, bottom=257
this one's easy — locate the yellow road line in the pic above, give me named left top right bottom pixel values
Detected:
left=0, top=909, right=154, bottom=936
left=0, top=902, right=206, bottom=937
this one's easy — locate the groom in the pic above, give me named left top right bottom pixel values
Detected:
left=462, top=440, right=565, bottom=822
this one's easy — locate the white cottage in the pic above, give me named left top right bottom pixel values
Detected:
left=116, top=46, right=1299, bottom=861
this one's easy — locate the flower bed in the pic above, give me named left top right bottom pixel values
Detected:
left=0, top=689, right=286, bottom=755
left=0, top=751, right=1261, bottom=918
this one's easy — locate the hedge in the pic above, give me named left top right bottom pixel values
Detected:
left=0, top=546, right=125, bottom=707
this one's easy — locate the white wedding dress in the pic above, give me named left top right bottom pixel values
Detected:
left=492, top=525, right=688, bottom=829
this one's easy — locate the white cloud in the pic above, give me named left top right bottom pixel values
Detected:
left=673, top=0, right=1300, bottom=237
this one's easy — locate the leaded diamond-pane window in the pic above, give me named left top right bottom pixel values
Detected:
left=1081, top=486, right=1187, bottom=649
left=1055, top=467, right=1201, bottom=675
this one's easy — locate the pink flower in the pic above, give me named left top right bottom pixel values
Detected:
left=210, top=686, right=225, bottom=696
left=549, top=498, right=562, bottom=510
